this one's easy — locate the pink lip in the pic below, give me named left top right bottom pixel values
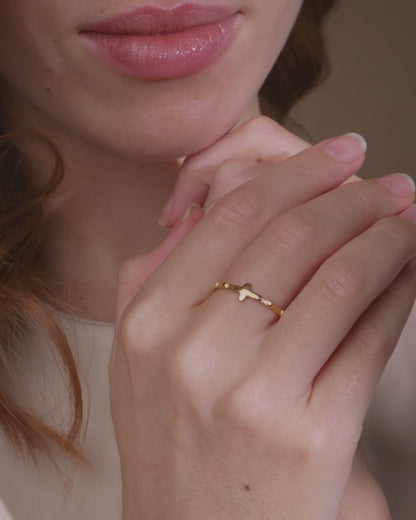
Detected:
left=80, top=3, right=241, bottom=81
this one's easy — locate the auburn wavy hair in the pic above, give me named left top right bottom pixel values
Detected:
left=0, top=0, right=337, bottom=461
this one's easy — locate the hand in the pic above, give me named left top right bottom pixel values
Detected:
left=110, top=134, right=416, bottom=520
left=127, top=117, right=312, bottom=294
left=337, top=446, right=391, bottom=520
left=132, top=117, right=358, bottom=291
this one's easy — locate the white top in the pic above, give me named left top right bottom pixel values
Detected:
left=0, top=314, right=121, bottom=520
left=0, top=500, right=12, bottom=520
left=0, top=308, right=415, bottom=519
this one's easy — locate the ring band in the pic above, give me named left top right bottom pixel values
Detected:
left=214, top=282, right=284, bottom=317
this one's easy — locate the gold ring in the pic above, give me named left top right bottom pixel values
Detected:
left=214, top=282, right=284, bottom=317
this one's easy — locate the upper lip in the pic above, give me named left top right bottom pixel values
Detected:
left=80, top=2, right=237, bottom=35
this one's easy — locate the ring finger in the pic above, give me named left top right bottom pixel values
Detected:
left=203, top=174, right=415, bottom=335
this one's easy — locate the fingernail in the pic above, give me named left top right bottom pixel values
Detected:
left=377, top=173, right=416, bottom=198
left=400, top=205, right=416, bottom=225
left=170, top=203, right=201, bottom=232
left=158, top=193, right=174, bottom=228
left=180, top=202, right=201, bottom=223
left=323, top=133, right=367, bottom=161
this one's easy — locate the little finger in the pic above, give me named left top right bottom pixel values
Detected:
left=311, top=255, right=416, bottom=430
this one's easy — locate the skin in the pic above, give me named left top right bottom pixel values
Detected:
left=111, top=132, right=416, bottom=520
left=0, top=1, right=415, bottom=518
left=0, top=0, right=303, bottom=321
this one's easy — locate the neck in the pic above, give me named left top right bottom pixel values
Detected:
left=4, top=94, right=261, bottom=322
left=43, top=157, right=177, bottom=322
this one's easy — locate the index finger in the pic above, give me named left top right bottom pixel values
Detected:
left=160, top=116, right=310, bottom=227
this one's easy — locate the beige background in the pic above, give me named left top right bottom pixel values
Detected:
left=293, top=3, right=415, bottom=517
left=292, top=0, right=415, bottom=181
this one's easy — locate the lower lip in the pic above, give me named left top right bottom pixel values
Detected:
left=80, top=14, right=240, bottom=81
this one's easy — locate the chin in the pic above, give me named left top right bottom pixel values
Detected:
left=128, top=117, right=238, bottom=162
left=80, top=94, right=252, bottom=163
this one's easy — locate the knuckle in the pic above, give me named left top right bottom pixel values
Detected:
left=167, top=342, right=201, bottom=392
left=118, top=292, right=163, bottom=354
left=220, top=381, right=334, bottom=461
left=350, top=323, right=388, bottom=356
left=118, top=307, right=149, bottom=354
left=300, top=424, right=330, bottom=456
left=220, top=379, right=276, bottom=437
left=265, top=211, right=317, bottom=255
left=211, top=189, right=264, bottom=230
left=321, top=259, right=367, bottom=302
left=165, top=318, right=212, bottom=393
left=214, top=158, right=250, bottom=189
left=273, top=421, right=332, bottom=465
left=221, top=384, right=259, bottom=428
left=372, top=217, right=407, bottom=244
left=118, top=257, right=139, bottom=287
left=376, top=215, right=416, bottom=248
left=348, top=182, right=381, bottom=217
left=384, top=281, right=416, bottom=310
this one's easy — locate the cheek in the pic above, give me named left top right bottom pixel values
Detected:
left=0, top=2, right=63, bottom=115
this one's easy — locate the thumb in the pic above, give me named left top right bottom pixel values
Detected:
left=116, top=203, right=204, bottom=320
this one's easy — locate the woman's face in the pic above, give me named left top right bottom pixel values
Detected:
left=0, top=1, right=302, bottom=161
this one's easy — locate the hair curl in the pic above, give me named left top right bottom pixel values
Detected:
left=0, top=131, right=84, bottom=461
left=0, top=0, right=337, bottom=460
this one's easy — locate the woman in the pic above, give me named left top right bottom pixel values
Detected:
left=0, top=0, right=415, bottom=519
